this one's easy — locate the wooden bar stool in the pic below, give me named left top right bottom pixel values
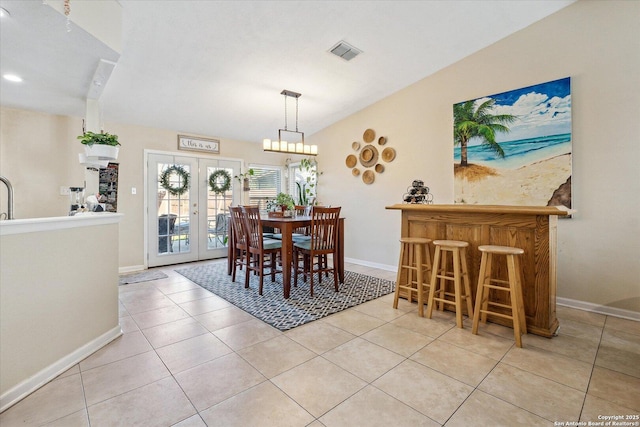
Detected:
left=393, top=237, right=432, bottom=317
left=472, top=245, right=527, bottom=347
left=426, top=240, right=474, bottom=328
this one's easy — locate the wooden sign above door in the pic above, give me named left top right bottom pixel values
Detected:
left=178, top=134, right=220, bottom=154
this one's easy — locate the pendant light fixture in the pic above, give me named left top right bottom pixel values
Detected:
left=263, top=90, right=317, bottom=156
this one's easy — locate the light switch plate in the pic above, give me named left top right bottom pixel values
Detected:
left=131, top=187, right=136, bottom=195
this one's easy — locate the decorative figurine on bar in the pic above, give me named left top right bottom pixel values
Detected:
left=403, top=180, right=433, bottom=204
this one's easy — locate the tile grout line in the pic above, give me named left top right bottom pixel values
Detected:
left=577, top=315, right=607, bottom=422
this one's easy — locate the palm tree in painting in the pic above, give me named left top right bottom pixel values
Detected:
left=454, top=99, right=517, bottom=167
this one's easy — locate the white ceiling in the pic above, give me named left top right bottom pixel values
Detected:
left=0, top=0, right=575, bottom=145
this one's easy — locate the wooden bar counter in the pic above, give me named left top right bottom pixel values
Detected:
left=386, top=204, right=568, bottom=337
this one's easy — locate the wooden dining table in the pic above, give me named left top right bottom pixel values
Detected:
left=227, top=214, right=345, bottom=298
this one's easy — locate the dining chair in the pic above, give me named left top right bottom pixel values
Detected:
left=292, top=205, right=311, bottom=241
left=291, top=205, right=332, bottom=275
left=241, top=206, right=283, bottom=295
left=228, top=206, right=249, bottom=283
left=292, top=206, right=341, bottom=296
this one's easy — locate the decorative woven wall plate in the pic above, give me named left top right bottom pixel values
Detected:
left=382, top=147, right=396, bottom=162
left=359, top=146, right=378, bottom=167
left=363, top=129, right=375, bottom=143
left=362, top=170, right=375, bottom=184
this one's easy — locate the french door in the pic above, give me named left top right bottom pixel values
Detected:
left=147, top=153, right=240, bottom=267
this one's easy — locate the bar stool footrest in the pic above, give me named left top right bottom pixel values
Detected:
left=487, top=279, right=511, bottom=287
left=479, top=310, right=514, bottom=320
left=486, top=301, right=513, bottom=310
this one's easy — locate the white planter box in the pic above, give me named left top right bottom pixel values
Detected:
left=78, top=153, right=109, bottom=168
left=84, top=145, right=119, bottom=161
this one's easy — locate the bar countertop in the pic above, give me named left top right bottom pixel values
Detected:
left=386, top=203, right=570, bottom=216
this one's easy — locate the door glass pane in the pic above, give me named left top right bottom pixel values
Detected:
left=206, top=166, right=233, bottom=250
left=157, top=163, right=191, bottom=255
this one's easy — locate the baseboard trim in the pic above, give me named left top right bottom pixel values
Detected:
left=119, top=265, right=145, bottom=274
left=557, top=297, right=640, bottom=321
left=0, top=325, right=123, bottom=413
left=344, top=257, right=396, bottom=272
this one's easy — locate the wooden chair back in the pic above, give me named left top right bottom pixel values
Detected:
left=228, top=206, right=246, bottom=248
left=294, top=205, right=310, bottom=235
left=240, top=206, right=264, bottom=253
left=309, top=206, right=341, bottom=251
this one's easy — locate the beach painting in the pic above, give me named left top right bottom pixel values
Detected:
left=453, top=77, right=572, bottom=209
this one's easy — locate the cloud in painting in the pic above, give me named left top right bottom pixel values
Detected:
left=473, top=91, right=571, bottom=142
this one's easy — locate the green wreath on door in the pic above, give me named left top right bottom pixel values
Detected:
left=209, top=169, right=232, bottom=194
left=159, top=165, right=190, bottom=196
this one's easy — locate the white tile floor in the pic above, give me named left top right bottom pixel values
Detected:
left=2, top=259, right=639, bottom=426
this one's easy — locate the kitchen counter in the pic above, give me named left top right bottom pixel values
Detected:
left=386, top=204, right=568, bottom=337
left=0, top=213, right=123, bottom=411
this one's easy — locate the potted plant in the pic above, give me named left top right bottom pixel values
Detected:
left=275, top=192, right=295, bottom=212
left=78, top=131, right=120, bottom=161
left=296, top=158, right=321, bottom=205
left=234, top=168, right=254, bottom=191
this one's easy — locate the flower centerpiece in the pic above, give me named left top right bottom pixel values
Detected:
left=268, top=192, right=295, bottom=217
left=275, top=192, right=295, bottom=211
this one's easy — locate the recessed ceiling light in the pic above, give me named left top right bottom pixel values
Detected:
left=0, top=7, right=11, bottom=18
left=3, top=74, right=23, bottom=83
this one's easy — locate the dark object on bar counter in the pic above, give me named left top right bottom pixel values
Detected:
left=403, top=180, right=433, bottom=204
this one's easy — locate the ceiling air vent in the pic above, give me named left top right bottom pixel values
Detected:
left=329, top=41, right=362, bottom=61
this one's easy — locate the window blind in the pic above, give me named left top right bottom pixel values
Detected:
left=248, top=167, right=282, bottom=211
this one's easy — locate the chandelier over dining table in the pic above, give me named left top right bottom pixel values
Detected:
left=263, top=90, right=318, bottom=156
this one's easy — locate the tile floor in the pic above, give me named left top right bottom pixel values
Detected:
left=2, top=259, right=639, bottom=426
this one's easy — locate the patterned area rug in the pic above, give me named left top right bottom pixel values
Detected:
left=176, top=263, right=395, bottom=331
left=119, top=270, right=168, bottom=285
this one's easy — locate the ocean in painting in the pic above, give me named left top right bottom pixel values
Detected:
left=454, top=133, right=571, bottom=169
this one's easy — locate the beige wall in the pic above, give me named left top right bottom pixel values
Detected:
left=0, top=108, right=289, bottom=268
left=0, top=109, right=85, bottom=218
left=308, top=0, right=640, bottom=314
left=1, top=0, right=638, bottom=314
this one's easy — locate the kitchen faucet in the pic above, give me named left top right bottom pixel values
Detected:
left=0, top=175, right=14, bottom=220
